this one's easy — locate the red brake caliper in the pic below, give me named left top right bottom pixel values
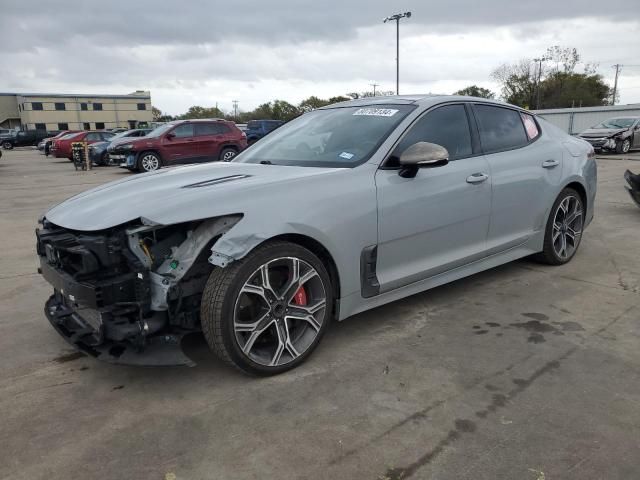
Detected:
left=293, top=286, right=307, bottom=306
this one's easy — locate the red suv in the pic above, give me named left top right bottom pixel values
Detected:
left=110, top=119, right=247, bottom=172
left=51, top=131, right=115, bottom=160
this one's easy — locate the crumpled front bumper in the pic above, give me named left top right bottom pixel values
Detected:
left=44, top=291, right=195, bottom=367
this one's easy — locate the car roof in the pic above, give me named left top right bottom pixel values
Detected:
left=320, top=94, right=523, bottom=111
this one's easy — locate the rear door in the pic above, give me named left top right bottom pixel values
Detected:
left=194, top=123, right=228, bottom=161
left=162, top=123, right=197, bottom=164
left=375, top=103, right=492, bottom=292
left=472, top=104, right=563, bottom=253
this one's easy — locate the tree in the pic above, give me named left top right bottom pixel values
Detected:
left=152, top=106, right=173, bottom=122
left=299, top=96, right=330, bottom=113
left=491, top=46, right=613, bottom=109
left=453, top=85, right=495, bottom=99
left=178, top=105, right=225, bottom=120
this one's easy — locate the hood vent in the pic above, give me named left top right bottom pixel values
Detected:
left=181, top=174, right=251, bottom=188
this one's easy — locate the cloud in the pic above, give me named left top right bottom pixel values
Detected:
left=0, top=1, right=639, bottom=114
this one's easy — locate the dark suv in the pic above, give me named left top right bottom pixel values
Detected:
left=1, top=129, right=51, bottom=149
left=246, top=119, right=284, bottom=144
left=111, top=119, right=247, bottom=172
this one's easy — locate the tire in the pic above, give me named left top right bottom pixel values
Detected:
left=616, top=138, right=631, bottom=154
left=219, top=147, right=238, bottom=162
left=200, top=240, right=333, bottom=375
left=137, top=151, right=161, bottom=172
left=2, top=141, right=13, bottom=150
left=534, top=188, right=584, bottom=265
left=100, top=152, right=109, bottom=166
left=45, top=145, right=50, bottom=156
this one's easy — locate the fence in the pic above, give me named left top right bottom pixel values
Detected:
left=532, top=104, right=640, bottom=135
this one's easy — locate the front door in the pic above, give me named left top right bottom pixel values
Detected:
left=375, top=103, right=492, bottom=293
left=163, top=123, right=197, bottom=164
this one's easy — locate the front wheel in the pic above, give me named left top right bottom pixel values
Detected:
left=200, top=241, right=333, bottom=375
left=534, top=188, right=584, bottom=265
left=2, top=141, right=13, bottom=150
left=616, top=138, right=631, bottom=154
left=137, top=152, right=161, bottom=172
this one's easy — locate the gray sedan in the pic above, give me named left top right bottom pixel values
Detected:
left=37, top=95, right=597, bottom=375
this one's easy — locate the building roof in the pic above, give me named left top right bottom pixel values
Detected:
left=0, top=92, right=151, bottom=100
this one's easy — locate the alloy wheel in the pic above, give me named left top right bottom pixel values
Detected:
left=223, top=150, right=236, bottom=161
left=552, top=195, right=583, bottom=260
left=141, top=154, right=159, bottom=171
left=622, top=139, right=631, bottom=153
left=233, top=257, right=327, bottom=367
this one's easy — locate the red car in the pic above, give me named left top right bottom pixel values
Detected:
left=40, top=130, right=80, bottom=156
left=51, top=131, right=115, bottom=160
left=110, top=119, right=247, bottom=172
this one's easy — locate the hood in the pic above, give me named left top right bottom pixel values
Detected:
left=45, top=162, right=342, bottom=231
left=579, top=127, right=628, bottom=138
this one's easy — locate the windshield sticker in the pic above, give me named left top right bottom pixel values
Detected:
left=353, top=108, right=399, bottom=117
left=339, top=151, right=355, bottom=160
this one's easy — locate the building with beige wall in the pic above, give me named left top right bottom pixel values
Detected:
left=0, top=91, right=153, bottom=131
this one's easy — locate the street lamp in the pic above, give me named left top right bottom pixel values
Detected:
left=383, top=11, right=411, bottom=95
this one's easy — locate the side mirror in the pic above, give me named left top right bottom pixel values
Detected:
left=398, top=142, right=449, bottom=178
left=166, top=132, right=175, bottom=140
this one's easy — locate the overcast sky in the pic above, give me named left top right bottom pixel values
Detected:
left=1, top=1, right=639, bottom=115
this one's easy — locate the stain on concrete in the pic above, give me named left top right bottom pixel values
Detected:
left=484, top=384, right=499, bottom=392
left=112, top=385, right=125, bottom=391
left=486, top=322, right=501, bottom=328
left=552, top=321, right=585, bottom=332
left=474, top=329, right=489, bottom=335
left=53, top=351, right=86, bottom=363
left=454, top=419, right=476, bottom=433
left=383, top=347, right=577, bottom=479
left=522, top=312, right=549, bottom=321
left=528, top=333, right=546, bottom=344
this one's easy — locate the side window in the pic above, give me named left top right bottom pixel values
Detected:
left=101, top=132, right=115, bottom=140
left=85, top=133, right=101, bottom=141
left=520, top=113, right=540, bottom=140
left=172, top=124, right=194, bottom=138
left=195, top=123, right=218, bottom=136
left=474, top=105, right=528, bottom=153
left=393, top=104, right=472, bottom=162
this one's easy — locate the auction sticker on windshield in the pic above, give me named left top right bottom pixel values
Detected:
left=353, top=108, right=399, bottom=117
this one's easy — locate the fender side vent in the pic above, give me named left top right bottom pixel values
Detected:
left=182, top=174, right=251, bottom=188
left=360, top=245, right=380, bottom=298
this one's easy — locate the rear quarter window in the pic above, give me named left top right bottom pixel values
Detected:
left=474, top=104, right=529, bottom=153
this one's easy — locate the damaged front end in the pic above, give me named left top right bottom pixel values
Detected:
left=37, top=215, right=241, bottom=366
left=624, top=170, right=640, bottom=208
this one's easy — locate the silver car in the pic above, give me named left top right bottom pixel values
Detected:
left=37, top=95, right=597, bottom=375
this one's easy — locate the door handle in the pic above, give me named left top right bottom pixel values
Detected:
left=542, top=159, right=559, bottom=168
left=466, top=173, right=489, bottom=184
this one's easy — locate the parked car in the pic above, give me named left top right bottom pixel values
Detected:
left=110, top=119, right=247, bottom=172
left=1, top=129, right=51, bottom=149
left=578, top=116, right=640, bottom=154
left=36, top=95, right=596, bottom=374
left=89, top=128, right=152, bottom=165
left=0, top=128, right=14, bottom=137
left=624, top=170, right=640, bottom=208
left=246, top=119, right=284, bottom=144
left=51, top=131, right=115, bottom=160
left=39, top=131, right=79, bottom=156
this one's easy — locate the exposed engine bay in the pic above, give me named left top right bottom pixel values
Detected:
left=37, top=215, right=241, bottom=366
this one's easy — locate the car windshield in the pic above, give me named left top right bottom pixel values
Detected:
left=112, top=130, right=135, bottom=139
left=594, top=118, right=636, bottom=129
left=235, top=105, right=415, bottom=167
left=145, top=124, right=174, bottom=138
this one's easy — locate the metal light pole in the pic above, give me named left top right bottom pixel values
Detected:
left=383, top=11, right=411, bottom=95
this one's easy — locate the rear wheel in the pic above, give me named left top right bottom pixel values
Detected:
left=137, top=151, right=161, bottom=172
left=534, top=188, right=584, bottom=265
left=2, top=141, right=13, bottom=150
left=219, top=147, right=238, bottom=162
left=200, top=241, right=333, bottom=375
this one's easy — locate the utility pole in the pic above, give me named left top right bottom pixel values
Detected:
left=612, top=64, right=621, bottom=105
left=534, top=57, right=544, bottom=110
left=383, top=12, right=411, bottom=95
left=369, top=82, right=379, bottom=96
left=232, top=100, right=239, bottom=120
